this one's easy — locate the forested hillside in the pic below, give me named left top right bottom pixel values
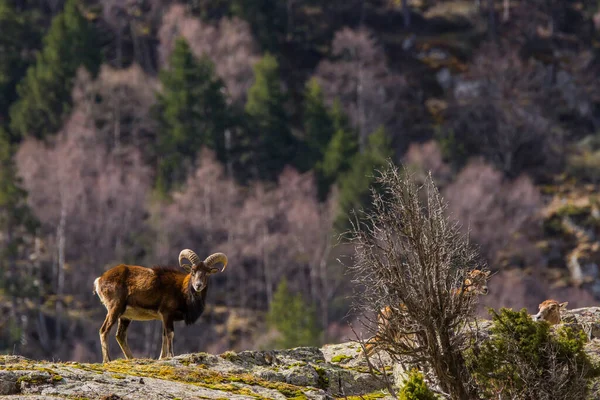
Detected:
left=1, top=0, right=600, bottom=362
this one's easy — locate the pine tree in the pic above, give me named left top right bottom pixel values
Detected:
left=231, top=0, right=286, bottom=52
left=9, top=0, right=100, bottom=139
left=155, top=38, right=232, bottom=194
left=336, top=126, right=392, bottom=229
left=315, top=99, right=359, bottom=199
left=0, top=128, right=38, bottom=297
left=302, top=78, right=334, bottom=172
left=0, top=0, right=40, bottom=132
left=267, top=279, right=321, bottom=349
left=245, top=53, right=297, bottom=181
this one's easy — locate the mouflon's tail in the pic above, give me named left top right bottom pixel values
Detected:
left=92, top=277, right=100, bottom=295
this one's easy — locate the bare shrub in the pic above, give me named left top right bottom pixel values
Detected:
left=158, top=4, right=259, bottom=104
left=444, top=159, right=541, bottom=265
left=349, top=162, right=484, bottom=399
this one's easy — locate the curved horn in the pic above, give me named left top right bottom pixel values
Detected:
left=179, top=249, right=201, bottom=269
left=204, top=252, right=228, bottom=272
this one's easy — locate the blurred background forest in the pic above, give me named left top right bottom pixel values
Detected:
left=2, top=0, right=600, bottom=362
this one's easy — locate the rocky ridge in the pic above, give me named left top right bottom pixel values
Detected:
left=2, top=306, right=600, bottom=399
left=0, top=341, right=394, bottom=400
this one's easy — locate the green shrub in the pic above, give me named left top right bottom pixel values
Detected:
left=398, top=369, right=438, bottom=400
left=436, top=128, right=467, bottom=166
left=466, top=308, right=598, bottom=400
left=567, top=135, right=600, bottom=183
left=554, top=203, right=590, bottom=219
left=542, top=215, right=566, bottom=236
left=266, top=279, right=321, bottom=349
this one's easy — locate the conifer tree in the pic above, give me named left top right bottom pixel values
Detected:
left=244, top=53, right=297, bottom=181
left=231, top=0, right=285, bottom=52
left=0, top=128, right=38, bottom=297
left=267, top=279, right=321, bottom=349
left=302, top=78, right=334, bottom=172
left=315, top=99, right=359, bottom=199
left=155, top=38, right=232, bottom=194
left=9, top=0, right=100, bottom=139
left=0, top=0, right=40, bottom=133
left=336, top=126, right=393, bottom=229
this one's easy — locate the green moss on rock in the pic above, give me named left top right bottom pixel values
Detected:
left=314, top=366, right=329, bottom=389
left=343, top=392, right=387, bottom=400
left=331, top=354, right=352, bottom=363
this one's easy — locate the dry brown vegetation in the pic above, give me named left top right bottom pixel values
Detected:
left=349, top=162, right=487, bottom=399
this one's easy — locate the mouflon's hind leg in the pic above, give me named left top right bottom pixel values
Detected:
left=115, top=318, right=133, bottom=359
left=99, top=308, right=121, bottom=363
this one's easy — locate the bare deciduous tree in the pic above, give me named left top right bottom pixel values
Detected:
left=314, top=27, right=407, bottom=151
left=403, top=140, right=452, bottom=188
left=15, top=110, right=152, bottom=355
left=15, top=110, right=152, bottom=295
left=444, top=159, right=541, bottom=265
left=153, top=151, right=342, bottom=344
left=349, top=162, right=484, bottom=399
left=72, top=66, right=158, bottom=156
left=158, top=4, right=260, bottom=104
left=447, top=46, right=562, bottom=177
left=98, top=0, right=165, bottom=72
left=230, top=166, right=342, bottom=320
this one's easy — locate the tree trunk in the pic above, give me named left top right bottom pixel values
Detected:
left=34, top=235, right=50, bottom=353
left=356, top=54, right=367, bottom=152
left=130, top=24, right=141, bottom=70
left=487, top=0, right=496, bottom=40
left=316, top=223, right=332, bottom=337
left=113, top=95, right=121, bottom=151
left=286, top=0, right=294, bottom=41
left=262, top=225, right=273, bottom=306
left=225, top=129, right=233, bottom=178
left=37, top=305, right=50, bottom=353
left=439, top=329, right=476, bottom=399
left=502, top=0, right=509, bottom=22
left=6, top=223, right=20, bottom=347
left=55, top=201, right=67, bottom=347
left=402, top=0, right=410, bottom=29
left=116, top=20, right=123, bottom=69
left=318, top=253, right=330, bottom=338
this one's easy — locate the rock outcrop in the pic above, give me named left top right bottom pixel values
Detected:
left=0, top=341, right=395, bottom=399
left=3, top=306, right=600, bottom=399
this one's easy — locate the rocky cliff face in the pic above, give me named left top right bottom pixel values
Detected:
left=2, top=307, right=600, bottom=400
